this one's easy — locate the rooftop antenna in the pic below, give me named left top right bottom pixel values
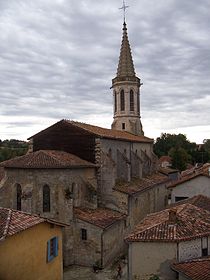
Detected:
left=119, top=0, right=129, bottom=22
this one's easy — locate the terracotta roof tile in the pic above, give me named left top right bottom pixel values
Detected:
left=0, top=150, right=95, bottom=169
left=125, top=203, right=210, bottom=242
left=29, top=119, right=153, bottom=143
left=74, top=207, right=126, bottom=229
left=114, top=173, right=169, bottom=195
left=168, top=195, right=210, bottom=212
left=171, top=257, right=210, bottom=280
left=0, top=208, right=45, bottom=240
left=168, top=163, right=210, bottom=189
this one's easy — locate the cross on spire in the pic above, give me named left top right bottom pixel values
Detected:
left=119, top=0, right=129, bottom=22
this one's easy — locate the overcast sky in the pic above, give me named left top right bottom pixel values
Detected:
left=0, top=0, right=210, bottom=143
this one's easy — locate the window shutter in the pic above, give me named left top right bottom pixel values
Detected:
left=47, top=240, right=51, bottom=262
left=55, top=237, right=58, bottom=257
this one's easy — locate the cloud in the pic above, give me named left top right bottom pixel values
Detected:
left=0, top=0, right=209, bottom=143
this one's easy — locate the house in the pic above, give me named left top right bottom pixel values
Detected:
left=171, top=257, right=210, bottom=280
left=158, top=156, right=172, bottom=168
left=125, top=202, right=210, bottom=280
left=74, top=207, right=126, bottom=267
left=0, top=207, right=64, bottom=280
left=168, top=163, right=210, bottom=203
left=0, top=149, right=97, bottom=266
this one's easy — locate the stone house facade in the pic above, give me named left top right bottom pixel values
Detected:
left=168, top=163, right=210, bottom=203
left=125, top=200, right=210, bottom=280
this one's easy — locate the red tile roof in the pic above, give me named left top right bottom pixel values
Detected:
left=125, top=203, right=210, bottom=242
left=168, top=163, right=210, bottom=189
left=0, top=208, right=66, bottom=241
left=168, top=195, right=210, bottom=212
left=171, top=257, right=210, bottom=280
left=29, top=119, right=153, bottom=143
left=74, top=207, right=126, bottom=229
left=0, top=150, right=95, bottom=169
left=114, top=173, right=169, bottom=195
left=158, top=156, right=172, bottom=164
left=0, top=208, right=45, bottom=240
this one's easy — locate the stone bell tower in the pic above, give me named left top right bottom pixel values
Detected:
left=111, top=21, right=144, bottom=135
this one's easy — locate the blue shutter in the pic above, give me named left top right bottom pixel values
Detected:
left=47, top=240, right=51, bottom=262
left=55, top=237, right=58, bottom=257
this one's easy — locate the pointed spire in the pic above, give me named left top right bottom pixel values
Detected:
left=117, top=21, right=136, bottom=77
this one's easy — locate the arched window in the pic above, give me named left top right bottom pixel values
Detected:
left=114, top=91, right=117, bottom=112
left=137, top=91, right=140, bottom=114
left=130, top=90, right=134, bottom=111
left=120, top=90, right=125, bottom=111
left=16, top=184, right=22, bottom=211
left=43, top=185, right=50, bottom=212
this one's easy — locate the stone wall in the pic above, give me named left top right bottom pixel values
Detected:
left=128, top=241, right=177, bottom=280
left=129, top=182, right=168, bottom=227
left=103, top=220, right=127, bottom=266
left=0, top=167, right=97, bottom=266
left=73, top=219, right=102, bottom=266
left=96, top=138, right=155, bottom=209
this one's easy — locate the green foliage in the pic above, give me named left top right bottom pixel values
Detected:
left=154, top=133, right=210, bottom=171
left=149, top=275, right=160, bottom=280
left=0, top=139, right=28, bottom=162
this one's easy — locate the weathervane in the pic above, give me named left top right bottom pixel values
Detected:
left=119, top=0, right=129, bottom=22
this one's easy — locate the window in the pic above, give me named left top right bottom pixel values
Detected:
left=114, top=91, right=117, bottom=112
left=16, top=184, right=22, bottom=211
left=130, top=90, right=134, bottom=111
left=47, top=236, right=58, bottom=262
left=43, top=185, right=50, bottom=212
left=81, top=228, right=87, bottom=240
left=202, top=237, right=208, bottom=256
left=122, top=123, right=125, bottom=130
left=137, top=91, right=140, bottom=113
left=120, top=90, right=125, bottom=111
left=175, top=196, right=188, bottom=202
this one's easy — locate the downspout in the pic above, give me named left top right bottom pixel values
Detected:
left=101, top=230, right=104, bottom=268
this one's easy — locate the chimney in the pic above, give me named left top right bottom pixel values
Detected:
left=168, top=209, right=177, bottom=224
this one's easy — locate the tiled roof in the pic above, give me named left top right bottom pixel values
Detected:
left=0, top=167, right=5, bottom=181
left=168, top=163, right=210, bottom=189
left=158, top=156, right=172, bottom=164
left=0, top=150, right=95, bottom=169
left=74, top=207, right=126, bottom=229
left=0, top=208, right=66, bottom=241
left=159, top=167, right=179, bottom=175
left=0, top=208, right=45, bottom=240
left=29, top=119, right=153, bottom=143
left=171, top=257, right=210, bottom=280
left=125, top=203, right=210, bottom=242
left=168, top=195, right=210, bottom=212
left=114, top=173, right=169, bottom=195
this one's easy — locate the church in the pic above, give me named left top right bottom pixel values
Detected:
left=0, top=20, right=170, bottom=267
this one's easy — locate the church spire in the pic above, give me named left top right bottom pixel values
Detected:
left=111, top=20, right=144, bottom=136
left=117, top=21, right=136, bottom=78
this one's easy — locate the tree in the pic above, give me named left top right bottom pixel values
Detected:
left=169, top=147, right=190, bottom=171
left=154, top=133, right=205, bottom=171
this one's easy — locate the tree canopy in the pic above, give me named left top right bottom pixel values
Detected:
left=154, top=133, right=209, bottom=171
left=0, top=139, right=28, bottom=162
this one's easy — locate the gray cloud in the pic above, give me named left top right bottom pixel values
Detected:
left=0, top=0, right=209, bottom=143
